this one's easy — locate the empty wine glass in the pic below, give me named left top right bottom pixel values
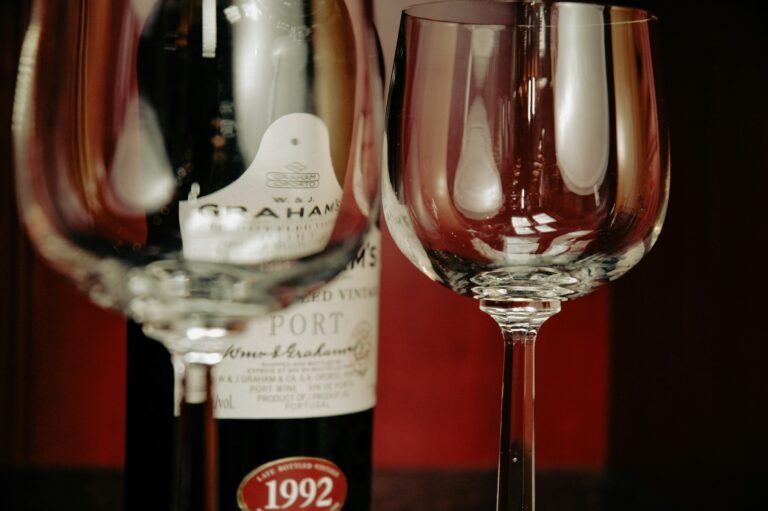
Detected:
left=13, top=0, right=381, bottom=509
left=384, top=1, right=668, bottom=509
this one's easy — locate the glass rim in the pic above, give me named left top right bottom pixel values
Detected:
left=403, top=1, right=658, bottom=27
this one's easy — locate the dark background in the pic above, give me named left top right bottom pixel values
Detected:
left=607, top=0, right=768, bottom=508
left=2, top=0, right=767, bottom=510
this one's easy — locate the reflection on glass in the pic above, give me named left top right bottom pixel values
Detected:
left=554, top=3, right=610, bottom=198
left=454, top=28, right=503, bottom=220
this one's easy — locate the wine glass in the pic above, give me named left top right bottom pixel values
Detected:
left=12, top=0, right=381, bottom=509
left=384, top=1, right=668, bottom=509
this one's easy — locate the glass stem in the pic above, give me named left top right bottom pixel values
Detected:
left=480, top=299, right=560, bottom=511
left=498, top=328, right=536, bottom=511
left=174, top=355, right=221, bottom=511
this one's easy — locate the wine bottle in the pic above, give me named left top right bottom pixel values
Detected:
left=126, top=1, right=381, bottom=510
left=130, top=233, right=381, bottom=511
left=214, top=230, right=379, bottom=511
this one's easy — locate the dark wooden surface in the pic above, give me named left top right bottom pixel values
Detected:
left=1, top=469, right=672, bottom=511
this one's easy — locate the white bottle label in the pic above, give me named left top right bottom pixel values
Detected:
left=179, top=113, right=342, bottom=264
left=213, top=228, right=379, bottom=419
left=176, top=112, right=379, bottom=418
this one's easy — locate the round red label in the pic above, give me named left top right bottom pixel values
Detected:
left=237, top=457, right=348, bottom=511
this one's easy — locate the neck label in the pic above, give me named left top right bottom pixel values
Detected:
left=179, top=113, right=342, bottom=264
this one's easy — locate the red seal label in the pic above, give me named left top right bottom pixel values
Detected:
left=237, top=457, right=348, bottom=511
